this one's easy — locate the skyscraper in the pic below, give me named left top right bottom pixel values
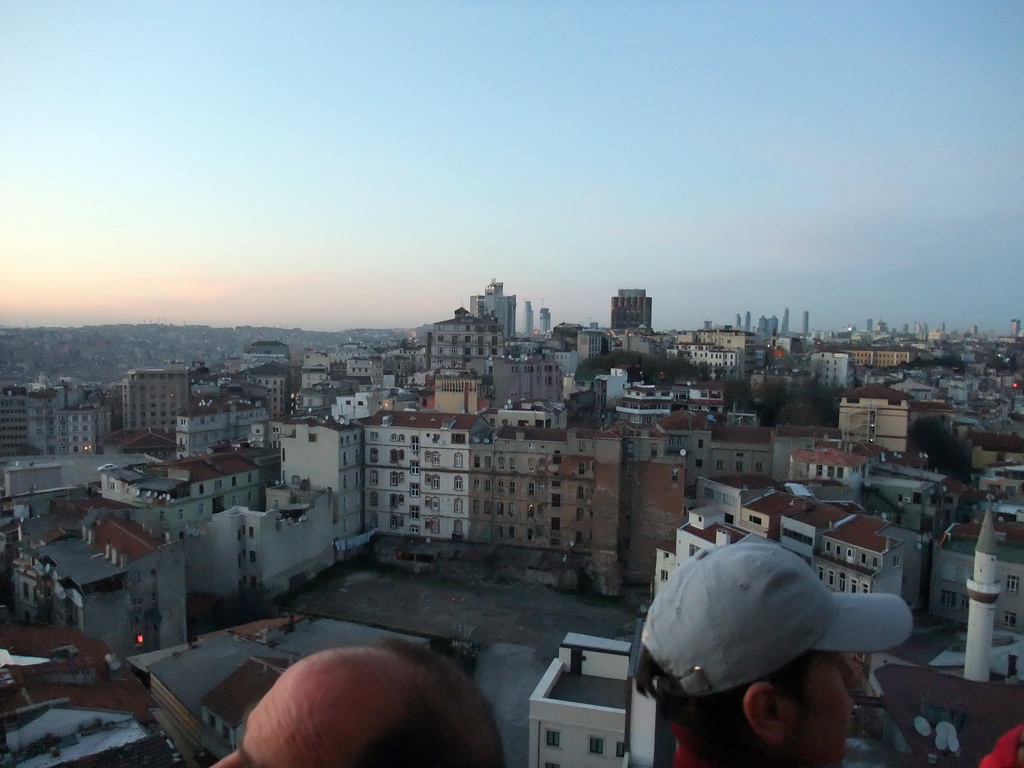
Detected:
left=539, top=307, right=551, bottom=334
left=523, top=300, right=534, bottom=335
left=1011, top=319, right=1021, bottom=337
left=610, top=288, right=653, bottom=330
left=470, top=279, right=517, bottom=338
left=781, top=307, right=790, bottom=335
left=745, top=311, right=752, bottom=333
left=801, top=311, right=809, bottom=336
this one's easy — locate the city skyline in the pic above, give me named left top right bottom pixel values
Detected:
left=2, top=2, right=1022, bottom=333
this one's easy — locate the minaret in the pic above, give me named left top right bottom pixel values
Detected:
left=963, top=506, right=1001, bottom=682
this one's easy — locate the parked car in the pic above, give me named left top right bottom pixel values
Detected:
left=97, top=463, right=117, bottom=471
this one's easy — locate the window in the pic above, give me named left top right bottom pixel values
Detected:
left=410, top=483, right=420, bottom=497
left=369, top=448, right=378, bottom=462
left=1004, top=611, right=1018, bottom=629
left=616, top=741, right=626, bottom=758
left=589, top=737, right=605, bottom=755
left=369, top=470, right=378, bottom=485
left=454, top=452, right=464, bottom=468
left=1008, top=575, right=1020, bottom=594
left=940, top=589, right=957, bottom=609
left=715, top=460, right=724, bottom=470
left=545, top=730, right=560, bottom=747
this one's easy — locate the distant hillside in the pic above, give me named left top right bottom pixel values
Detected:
left=0, top=324, right=408, bottom=385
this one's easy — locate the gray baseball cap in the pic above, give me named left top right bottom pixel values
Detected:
left=642, top=541, right=913, bottom=696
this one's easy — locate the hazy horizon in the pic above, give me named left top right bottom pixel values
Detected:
left=3, top=3, right=1022, bottom=333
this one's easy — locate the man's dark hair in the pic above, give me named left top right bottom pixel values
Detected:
left=351, top=639, right=506, bottom=768
left=635, top=646, right=818, bottom=767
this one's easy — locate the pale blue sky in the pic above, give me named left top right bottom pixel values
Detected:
left=2, top=2, right=1022, bottom=333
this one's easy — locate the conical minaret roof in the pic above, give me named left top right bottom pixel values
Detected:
left=976, top=506, right=998, bottom=556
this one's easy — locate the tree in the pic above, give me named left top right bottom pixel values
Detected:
left=907, top=417, right=972, bottom=482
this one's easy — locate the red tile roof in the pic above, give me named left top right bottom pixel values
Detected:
left=361, top=412, right=486, bottom=431
left=89, top=517, right=163, bottom=561
left=971, top=432, right=1024, bottom=452
left=653, top=411, right=714, bottom=431
left=710, top=425, right=773, bottom=444
left=0, top=625, right=156, bottom=721
left=791, top=447, right=870, bottom=468
left=822, top=515, right=891, bottom=552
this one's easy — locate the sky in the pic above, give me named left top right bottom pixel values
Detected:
left=2, top=2, right=1022, bottom=335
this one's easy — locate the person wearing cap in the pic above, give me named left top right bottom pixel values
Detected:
left=636, top=541, right=913, bottom=768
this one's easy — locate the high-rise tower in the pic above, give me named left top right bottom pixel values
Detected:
left=801, top=311, right=809, bottom=336
left=964, top=506, right=1001, bottom=682
left=781, top=308, right=790, bottom=335
left=523, top=301, right=534, bottom=335
left=610, top=289, right=653, bottom=330
left=470, top=279, right=517, bottom=338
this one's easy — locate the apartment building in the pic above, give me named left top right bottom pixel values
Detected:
left=21, top=386, right=111, bottom=455
left=844, top=347, right=917, bottom=367
left=653, top=507, right=749, bottom=596
left=99, top=452, right=266, bottom=537
left=186, top=491, right=359, bottom=598
left=483, top=401, right=568, bottom=430
left=614, top=384, right=673, bottom=426
left=244, top=361, right=291, bottom=418
left=816, top=514, right=903, bottom=596
left=809, top=351, right=854, bottom=388
left=0, top=386, right=29, bottom=456
left=839, top=386, right=911, bottom=451
left=427, top=309, right=505, bottom=376
left=670, top=381, right=726, bottom=416
left=467, top=426, right=628, bottom=593
left=176, top=396, right=269, bottom=457
left=789, top=446, right=871, bottom=499
left=674, top=327, right=756, bottom=377
left=122, top=364, right=190, bottom=432
left=492, top=357, right=564, bottom=405
left=971, top=432, right=1024, bottom=471
left=528, top=633, right=631, bottom=768
left=361, top=411, right=491, bottom=541
left=13, top=518, right=186, bottom=656
left=276, top=416, right=363, bottom=538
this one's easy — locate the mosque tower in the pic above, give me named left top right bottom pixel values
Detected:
left=963, top=505, right=1001, bottom=682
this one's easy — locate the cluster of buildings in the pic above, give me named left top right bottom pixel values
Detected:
left=1, top=286, right=1023, bottom=765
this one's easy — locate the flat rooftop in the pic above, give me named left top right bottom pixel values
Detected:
left=549, top=672, right=628, bottom=710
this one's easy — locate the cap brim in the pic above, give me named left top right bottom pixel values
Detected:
left=814, top=592, right=913, bottom=653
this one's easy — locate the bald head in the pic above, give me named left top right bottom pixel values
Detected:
left=213, top=640, right=505, bottom=768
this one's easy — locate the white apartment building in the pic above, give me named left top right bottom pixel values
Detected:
left=809, top=351, right=854, bottom=389
left=670, top=343, right=741, bottom=378
left=653, top=507, right=750, bottom=597
left=816, top=515, right=903, bottom=596
left=789, top=447, right=870, bottom=499
left=185, top=491, right=360, bottom=597
left=614, top=384, right=672, bottom=426
left=277, top=417, right=363, bottom=539
left=529, top=633, right=630, bottom=768
left=361, top=411, right=492, bottom=540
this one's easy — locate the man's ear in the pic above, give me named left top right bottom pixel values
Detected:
left=742, top=681, right=798, bottom=747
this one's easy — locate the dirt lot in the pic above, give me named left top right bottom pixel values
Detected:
left=295, top=567, right=639, bottom=656
left=292, top=564, right=639, bottom=768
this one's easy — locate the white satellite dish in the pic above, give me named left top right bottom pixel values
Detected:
left=679, top=449, right=687, bottom=457
left=913, top=716, right=931, bottom=737
left=948, top=731, right=960, bottom=754
left=934, top=731, right=947, bottom=752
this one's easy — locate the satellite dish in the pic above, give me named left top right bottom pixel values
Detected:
left=679, top=449, right=687, bottom=457
left=934, top=721, right=955, bottom=752
left=948, top=731, right=960, bottom=754
left=914, top=717, right=931, bottom=737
